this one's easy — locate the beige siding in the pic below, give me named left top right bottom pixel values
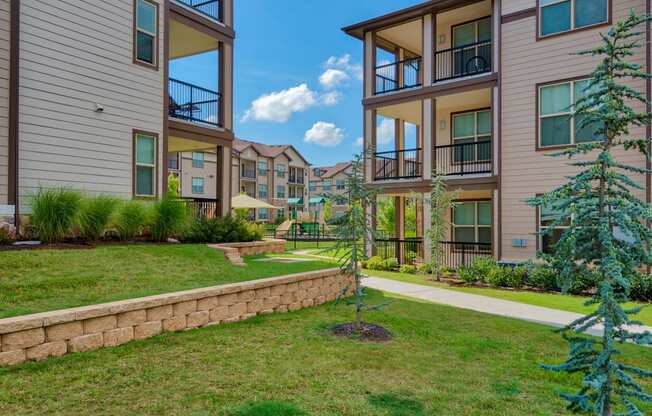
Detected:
left=18, top=0, right=164, bottom=205
left=0, top=0, right=9, bottom=205
left=500, top=0, right=646, bottom=261
left=501, top=0, right=535, bottom=16
left=179, top=151, right=217, bottom=199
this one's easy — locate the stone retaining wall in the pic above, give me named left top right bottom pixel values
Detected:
left=0, top=268, right=351, bottom=366
left=210, top=239, right=286, bottom=265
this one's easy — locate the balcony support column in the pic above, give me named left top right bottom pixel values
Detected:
left=221, top=42, right=233, bottom=131
left=218, top=145, right=232, bottom=216
left=422, top=98, right=434, bottom=180
left=492, top=85, right=499, bottom=176
left=395, top=119, right=405, bottom=178
left=423, top=14, right=434, bottom=86
left=365, top=109, right=376, bottom=183
left=364, top=31, right=376, bottom=98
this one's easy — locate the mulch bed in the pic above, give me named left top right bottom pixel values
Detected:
left=0, top=240, right=178, bottom=252
left=331, top=322, right=392, bottom=342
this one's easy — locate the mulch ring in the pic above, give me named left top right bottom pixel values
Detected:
left=331, top=322, right=392, bottom=343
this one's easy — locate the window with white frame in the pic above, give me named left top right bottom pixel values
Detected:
left=452, top=201, right=492, bottom=244
left=539, top=78, right=604, bottom=148
left=539, top=0, right=608, bottom=38
left=539, top=203, right=571, bottom=254
left=452, top=109, right=492, bottom=163
left=258, top=208, right=268, bottom=220
left=191, top=177, right=204, bottom=194
left=135, top=0, right=158, bottom=66
left=258, top=160, right=268, bottom=176
left=336, top=179, right=346, bottom=190
left=276, top=185, right=286, bottom=199
left=192, top=152, right=204, bottom=168
left=135, top=133, right=157, bottom=197
left=322, top=180, right=332, bottom=191
left=258, top=184, right=268, bottom=199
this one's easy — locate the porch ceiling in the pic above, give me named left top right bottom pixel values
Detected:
left=377, top=100, right=422, bottom=125
left=377, top=18, right=423, bottom=56
left=170, top=19, right=219, bottom=59
left=168, top=136, right=217, bottom=153
left=436, top=0, right=491, bottom=30
left=436, top=89, right=491, bottom=111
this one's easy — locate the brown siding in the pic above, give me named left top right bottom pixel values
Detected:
left=0, top=0, right=8, bottom=204
left=500, top=0, right=646, bottom=261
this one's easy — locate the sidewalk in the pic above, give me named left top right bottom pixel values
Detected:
left=364, top=276, right=652, bottom=337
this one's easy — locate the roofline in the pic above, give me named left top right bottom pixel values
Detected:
left=341, top=0, right=483, bottom=40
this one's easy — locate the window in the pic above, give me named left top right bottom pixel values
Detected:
left=134, top=0, right=158, bottom=67
left=538, top=202, right=571, bottom=254
left=167, top=153, right=179, bottom=170
left=323, top=180, right=332, bottom=191
left=192, top=152, right=204, bottom=168
left=452, top=17, right=492, bottom=76
left=336, top=179, right=346, bottom=190
left=452, top=201, right=492, bottom=244
left=258, top=160, right=268, bottom=177
left=276, top=185, right=286, bottom=199
left=452, top=109, right=491, bottom=162
left=539, top=0, right=608, bottom=38
left=258, top=208, right=268, bottom=220
left=313, top=168, right=321, bottom=177
left=258, top=184, right=268, bottom=199
left=191, top=177, right=204, bottom=194
left=134, top=132, right=157, bottom=197
left=539, top=78, right=604, bottom=148
left=309, top=181, right=317, bottom=192
left=277, top=164, right=286, bottom=178
left=276, top=208, right=285, bottom=219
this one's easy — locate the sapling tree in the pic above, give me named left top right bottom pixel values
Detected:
left=333, top=152, right=382, bottom=332
left=528, top=13, right=652, bottom=415
left=426, top=174, right=458, bottom=281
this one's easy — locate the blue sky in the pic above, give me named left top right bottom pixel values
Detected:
left=170, top=0, right=419, bottom=167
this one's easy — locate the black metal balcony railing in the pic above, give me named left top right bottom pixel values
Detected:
left=241, top=168, right=256, bottom=179
left=374, top=148, right=422, bottom=181
left=289, top=173, right=305, bottom=184
left=169, top=78, right=222, bottom=127
left=375, top=57, right=422, bottom=95
left=434, top=141, right=492, bottom=176
left=434, top=40, right=492, bottom=83
left=374, top=238, right=424, bottom=265
left=176, top=0, right=222, bottom=22
left=440, top=241, right=492, bottom=269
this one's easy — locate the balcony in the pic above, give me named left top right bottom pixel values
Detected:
left=373, top=148, right=422, bottom=181
left=441, top=241, right=492, bottom=268
left=434, top=141, right=492, bottom=176
left=169, top=78, right=222, bottom=128
left=289, top=172, right=305, bottom=185
left=434, top=40, right=492, bottom=83
left=375, top=57, right=422, bottom=95
left=241, top=166, right=256, bottom=180
left=175, top=0, right=222, bottom=22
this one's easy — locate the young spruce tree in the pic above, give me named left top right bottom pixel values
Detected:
left=528, top=13, right=652, bottom=415
left=333, top=152, right=381, bottom=331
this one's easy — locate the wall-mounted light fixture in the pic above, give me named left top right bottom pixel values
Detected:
left=439, top=34, right=446, bottom=45
left=439, top=120, right=446, bottom=130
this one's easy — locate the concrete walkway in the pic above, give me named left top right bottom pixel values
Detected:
left=364, top=276, right=652, bottom=337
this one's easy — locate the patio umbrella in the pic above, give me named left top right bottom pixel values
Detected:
left=231, top=194, right=278, bottom=210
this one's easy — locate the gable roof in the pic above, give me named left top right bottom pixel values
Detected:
left=313, top=162, right=352, bottom=179
left=233, top=139, right=311, bottom=165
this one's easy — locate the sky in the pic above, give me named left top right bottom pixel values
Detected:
left=170, top=0, right=420, bottom=167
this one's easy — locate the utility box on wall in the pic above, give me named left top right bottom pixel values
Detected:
left=511, top=239, right=528, bottom=248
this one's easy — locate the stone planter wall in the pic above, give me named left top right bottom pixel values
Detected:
left=0, top=268, right=351, bottom=366
left=210, top=239, right=286, bottom=265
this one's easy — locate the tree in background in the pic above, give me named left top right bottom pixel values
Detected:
left=377, top=197, right=417, bottom=237
left=427, top=175, right=457, bottom=281
left=167, top=173, right=180, bottom=198
left=528, top=13, right=652, bottom=415
left=323, top=199, right=333, bottom=223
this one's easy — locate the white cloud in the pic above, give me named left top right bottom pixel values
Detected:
left=304, top=122, right=344, bottom=147
left=325, top=54, right=363, bottom=81
left=242, top=84, right=317, bottom=123
left=355, top=137, right=364, bottom=146
left=377, top=118, right=395, bottom=145
left=320, top=91, right=342, bottom=106
left=319, top=69, right=350, bottom=89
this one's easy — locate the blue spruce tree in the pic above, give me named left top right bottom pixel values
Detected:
left=528, top=12, right=652, bottom=416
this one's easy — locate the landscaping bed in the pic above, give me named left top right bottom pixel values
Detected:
left=1, top=290, right=651, bottom=415
left=0, top=244, right=335, bottom=319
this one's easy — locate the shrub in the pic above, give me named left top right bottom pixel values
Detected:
left=459, top=256, right=497, bottom=284
left=30, top=188, right=82, bottom=243
left=78, top=195, right=119, bottom=241
left=150, top=197, right=188, bottom=242
left=0, top=222, right=16, bottom=245
left=184, top=215, right=263, bottom=244
left=630, top=274, right=652, bottom=302
left=417, top=263, right=432, bottom=274
left=458, top=265, right=478, bottom=284
left=399, top=264, right=417, bottom=274
left=115, top=200, right=150, bottom=241
left=526, top=264, right=560, bottom=291
left=383, top=257, right=399, bottom=271
left=365, top=256, right=387, bottom=271
left=487, top=266, right=527, bottom=288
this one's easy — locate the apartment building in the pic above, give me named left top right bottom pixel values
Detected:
left=0, top=0, right=235, bottom=227
left=344, top=0, right=648, bottom=265
left=308, top=162, right=352, bottom=220
left=168, top=150, right=218, bottom=200
left=231, top=139, right=310, bottom=222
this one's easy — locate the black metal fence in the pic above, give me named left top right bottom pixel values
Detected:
left=374, top=148, right=422, bottom=181
left=169, top=78, right=222, bottom=127
left=434, top=141, right=492, bottom=176
left=440, top=241, right=492, bottom=269
left=374, top=238, right=424, bottom=265
left=265, top=223, right=341, bottom=250
left=241, top=167, right=256, bottom=179
left=177, top=0, right=222, bottom=21
left=434, top=40, right=492, bottom=83
left=182, top=198, right=220, bottom=219
left=375, top=57, right=422, bottom=94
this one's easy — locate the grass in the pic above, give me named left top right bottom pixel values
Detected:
left=368, top=269, right=652, bottom=326
left=1, top=290, right=652, bottom=415
left=284, top=240, right=339, bottom=252
left=0, top=244, right=335, bottom=319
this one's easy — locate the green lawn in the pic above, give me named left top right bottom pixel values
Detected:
left=367, top=270, right=652, bottom=326
left=0, top=244, right=335, bottom=319
left=1, top=290, right=651, bottom=415
left=284, top=240, right=339, bottom=252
